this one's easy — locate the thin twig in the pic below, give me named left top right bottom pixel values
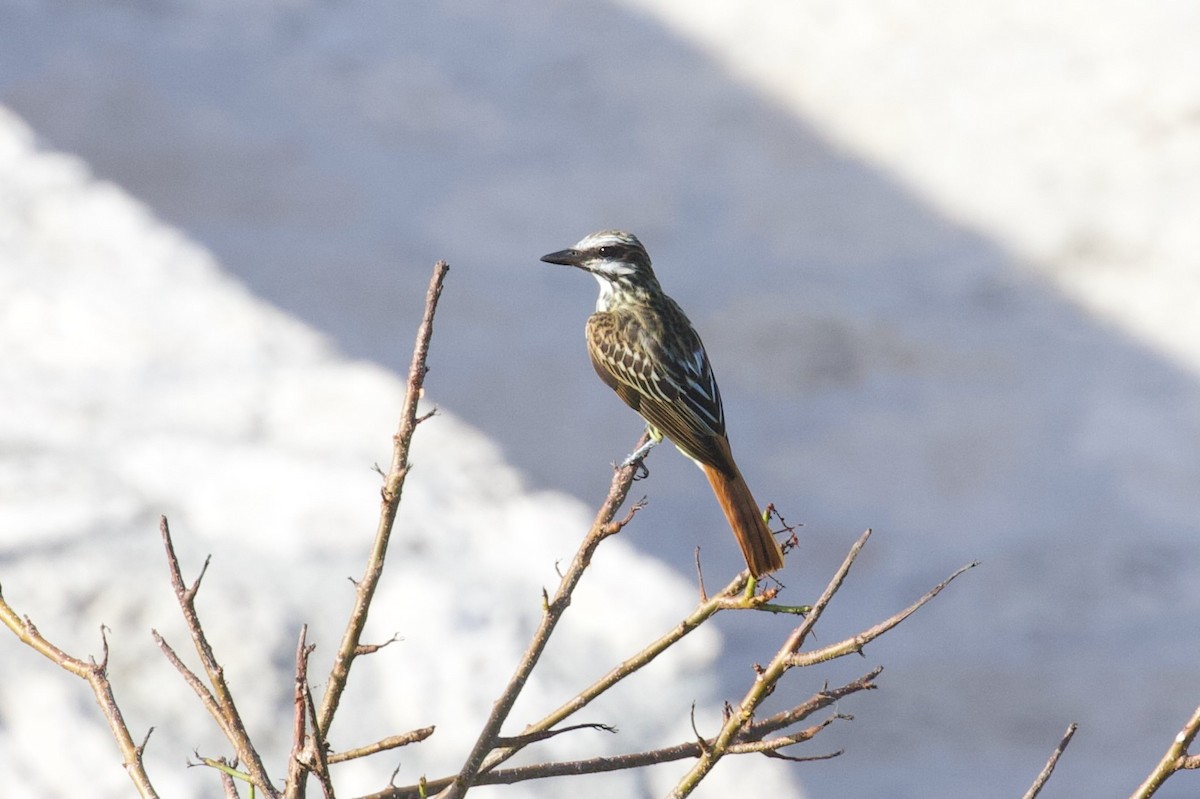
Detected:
left=152, top=630, right=232, bottom=740
left=495, top=722, right=617, bottom=747
left=1022, top=723, right=1077, bottom=799
left=326, top=727, right=436, bottom=765
left=727, top=713, right=844, bottom=754
left=1132, top=704, right=1200, bottom=798
left=436, top=432, right=649, bottom=799
left=748, top=667, right=882, bottom=739
left=785, top=560, right=977, bottom=669
left=159, top=517, right=279, bottom=798
left=0, top=589, right=160, bottom=798
left=195, top=756, right=249, bottom=798
left=355, top=633, right=402, bottom=657
left=790, top=528, right=873, bottom=653
left=317, top=261, right=449, bottom=738
left=305, top=682, right=337, bottom=799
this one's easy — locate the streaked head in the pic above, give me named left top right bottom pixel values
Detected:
left=540, top=230, right=661, bottom=304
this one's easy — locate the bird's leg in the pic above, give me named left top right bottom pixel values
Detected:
left=621, top=437, right=658, bottom=467
left=620, top=428, right=661, bottom=478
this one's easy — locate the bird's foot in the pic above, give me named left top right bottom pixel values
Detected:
left=620, top=437, right=659, bottom=468
left=612, top=455, right=651, bottom=481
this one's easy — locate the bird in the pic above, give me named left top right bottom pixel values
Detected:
left=541, top=229, right=785, bottom=577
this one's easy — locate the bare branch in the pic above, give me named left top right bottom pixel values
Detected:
left=668, top=535, right=974, bottom=798
left=354, top=633, right=403, bottom=657
left=1022, top=723, right=1077, bottom=799
left=304, top=682, right=337, bottom=799
left=0, top=587, right=160, bottom=798
left=601, top=495, right=648, bottom=535
left=667, top=529, right=876, bottom=798
left=1132, top=704, right=1200, bottom=798
left=159, top=516, right=279, bottom=798
left=760, top=747, right=843, bottom=764
left=474, top=568, right=753, bottom=776
left=786, top=560, right=977, bottom=669
left=326, top=727, right=436, bottom=765
left=152, top=630, right=229, bottom=737
left=369, top=676, right=869, bottom=799
left=317, top=261, right=449, bottom=737
left=495, top=722, right=617, bottom=748
left=194, top=756, right=251, bottom=798
left=285, top=626, right=312, bottom=799
left=789, top=528, right=872, bottom=654
left=214, top=758, right=242, bottom=799
left=727, top=713, right=845, bottom=754
left=693, top=547, right=708, bottom=601
left=748, top=667, right=882, bottom=739
left=435, top=431, right=650, bottom=799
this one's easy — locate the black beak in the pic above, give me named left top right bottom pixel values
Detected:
left=540, top=248, right=585, bottom=267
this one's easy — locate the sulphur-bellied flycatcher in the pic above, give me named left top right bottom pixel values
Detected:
left=542, top=230, right=785, bottom=577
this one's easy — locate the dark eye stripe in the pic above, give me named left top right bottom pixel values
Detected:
left=593, top=242, right=651, bottom=269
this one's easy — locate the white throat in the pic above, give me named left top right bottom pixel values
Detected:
left=593, top=273, right=616, bottom=311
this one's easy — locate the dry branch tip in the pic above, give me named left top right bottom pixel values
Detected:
left=762, top=747, right=843, bottom=763
left=602, top=496, right=647, bottom=536
left=96, top=623, right=112, bottom=671
left=496, top=722, right=617, bottom=747
left=356, top=632, right=403, bottom=656
left=315, top=260, right=449, bottom=739
left=1022, top=722, right=1077, bottom=799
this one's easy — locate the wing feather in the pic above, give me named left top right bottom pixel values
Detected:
left=586, top=304, right=733, bottom=474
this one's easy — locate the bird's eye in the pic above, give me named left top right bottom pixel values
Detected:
left=598, top=246, right=616, bottom=258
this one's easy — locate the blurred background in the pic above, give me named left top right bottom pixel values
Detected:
left=3, top=1, right=1200, bottom=796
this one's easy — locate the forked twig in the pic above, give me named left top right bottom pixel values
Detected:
left=669, top=531, right=975, bottom=798
left=1132, top=704, right=1200, bottom=798
left=0, top=589, right=160, bottom=798
left=474, top=569, right=763, bottom=777
left=157, top=516, right=279, bottom=798
left=786, top=560, right=977, bottom=669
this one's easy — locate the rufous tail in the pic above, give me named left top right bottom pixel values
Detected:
left=701, top=460, right=784, bottom=577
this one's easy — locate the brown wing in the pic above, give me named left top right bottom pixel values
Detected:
left=586, top=305, right=733, bottom=474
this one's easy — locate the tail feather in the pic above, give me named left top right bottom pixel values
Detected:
left=701, top=462, right=785, bottom=577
